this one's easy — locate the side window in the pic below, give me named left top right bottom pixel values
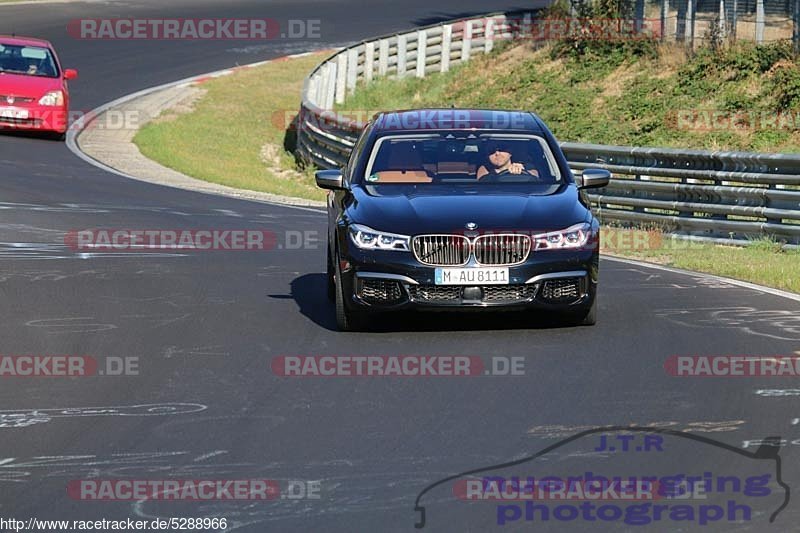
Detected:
left=344, top=124, right=371, bottom=185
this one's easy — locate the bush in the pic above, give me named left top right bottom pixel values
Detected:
left=725, top=41, right=793, bottom=77
left=768, top=63, right=800, bottom=111
left=546, top=0, right=658, bottom=61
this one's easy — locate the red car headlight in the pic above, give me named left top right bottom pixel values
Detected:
left=38, top=90, right=64, bottom=106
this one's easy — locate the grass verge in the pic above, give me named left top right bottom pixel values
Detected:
left=134, top=52, right=328, bottom=202
left=602, top=227, right=800, bottom=293
left=337, top=40, right=800, bottom=153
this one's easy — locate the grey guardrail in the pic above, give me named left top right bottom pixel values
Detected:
left=295, top=11, right=800, bottom=247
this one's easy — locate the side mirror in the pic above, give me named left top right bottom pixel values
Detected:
left=63, top=69, right=78, bottom=80
left=578, top=168, right=611, bottom=189
left=315, top=169, right=344, bottom=190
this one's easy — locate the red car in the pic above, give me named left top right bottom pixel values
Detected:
left=0, top=35, right=77, bottom=140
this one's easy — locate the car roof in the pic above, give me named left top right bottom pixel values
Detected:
left=0, top=35, right=54, bottom=48
left=370, top=108, right=544, bottom=134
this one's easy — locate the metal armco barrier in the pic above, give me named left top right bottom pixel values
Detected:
left=296, top=11, right=800, bottom=246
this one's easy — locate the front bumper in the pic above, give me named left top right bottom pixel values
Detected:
left=0, top=105, right=69, bottom=133
left=339, top=245, right=598, bottom=312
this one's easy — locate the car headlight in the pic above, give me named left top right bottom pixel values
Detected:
left=533, top=223, right=594, bottom=250
left=348, top=223, right=410, bottom=251
left=38, top=91, right=64, bottom=106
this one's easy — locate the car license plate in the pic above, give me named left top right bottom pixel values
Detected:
left=435, top=267, right=509, bottom=285
left=0, top=107, right=29, bottom=120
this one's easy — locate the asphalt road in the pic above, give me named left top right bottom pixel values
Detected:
left=1, top=1, right=800, bottom=531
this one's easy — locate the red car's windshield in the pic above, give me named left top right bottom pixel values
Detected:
left=0, top=43, right=59, bottom=78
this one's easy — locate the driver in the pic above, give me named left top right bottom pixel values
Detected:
left=477, top=140, right=530, bottom=179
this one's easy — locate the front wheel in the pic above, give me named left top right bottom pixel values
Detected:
left=326, top=245, right=335, bottom=302
left=46, top=131, right=66, bottom=142
left=334, top=255, right=369, bottom=332
left=580, top=297, right=597, bottom=326
left=564, top=297, right=596, bottom=327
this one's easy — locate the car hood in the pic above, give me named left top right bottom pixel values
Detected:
left=347, top=184, right=590, bottom=235
left=0, top=72, right=62, bottom=98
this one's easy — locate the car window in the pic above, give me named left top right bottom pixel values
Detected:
left=0, top=44, right=59, bottom=78
left=345, top=123, right=372, bottom=185
left=363, top=133, right=562, bottom=185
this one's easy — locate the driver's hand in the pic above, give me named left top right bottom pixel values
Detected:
left=509, top=162, right=525, bottom=174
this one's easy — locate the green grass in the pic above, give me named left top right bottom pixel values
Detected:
left=338, top=40, right=800, bottom=152
left=602, top=227, right=800, bottom=292
left=134, top=52, right=327, bottom=202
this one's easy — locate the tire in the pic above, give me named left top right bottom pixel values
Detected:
left=334, top=254, right=369, bottom=331
left=564, top=297, right=597, bottom=327
left=47, top=131, right=66, bottom=141
left=326, top=245, right=335, bottom=302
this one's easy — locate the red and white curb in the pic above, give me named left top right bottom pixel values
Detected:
left=176, top=52, right=316, bottom=87
left=66, top=49, right=335, bottom=206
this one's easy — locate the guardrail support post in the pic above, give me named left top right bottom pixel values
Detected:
left=397, top=35, right=407, bottom=77
left=461, top=21, right=472, bottom=62
left=441, top=25, right=452, bottom=73
left=346, top=48, right=358, bottom=94
left=521, top=12, right=532, bottom=41
left=308, top=76, right=319, bottom=106
left=416, top=30, right=427, bottom=77
left=756, top=0, right=765, bottom=42
left=635, top=0, right=645, bottom=33
left=335, top=54, right=347, bottom=105
left=364, top=42, right=375, bottom=82
left=324, top=62, right=336, bottom=110
left=793, top=0, right=800, bottom=53
left=378, top=39, right=389, bottom=76
left=485, top=18, right=494, bottom=53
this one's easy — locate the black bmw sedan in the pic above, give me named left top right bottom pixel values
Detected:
left=316, top=109, right=611, bottom=331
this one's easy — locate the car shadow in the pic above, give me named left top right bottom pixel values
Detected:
left=0, top=129, right=62, bottom=142
left=282, top=273, right=585, bottom=333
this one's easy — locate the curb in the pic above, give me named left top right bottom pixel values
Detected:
left=67, top=51, right=329, bottom=210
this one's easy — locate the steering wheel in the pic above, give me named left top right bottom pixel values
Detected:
left=480, top=168, right=536, bottom=183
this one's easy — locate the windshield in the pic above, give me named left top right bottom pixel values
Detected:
left=363, top=133, right=563, bottom=185
left=0, top=43, right=59, bottom=77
